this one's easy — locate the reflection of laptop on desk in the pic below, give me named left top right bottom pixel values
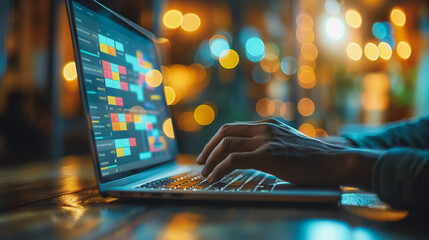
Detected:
left=65, top=0, right=340, bottom=203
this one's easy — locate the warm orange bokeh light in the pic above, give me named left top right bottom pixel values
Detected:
left=345, top=9, right=362, bottom=28
left=347, top=42, right=362, bottom=61
left=178, top=111, right=200, bottom=132
left=163, top=118, right=175, bottom=139
left=315, top=128, right=328, bottom=137
left=296, top=13, right=314, bottom=29
left=163, top=10, right=183, bottom=29
left=397, top=41, right=411, bottom=60
left=364, top=43, right=379, bottom=61
left=260, top=56, right=280, bottom=73
left=390, top=7, right=406, bottom=27
left=164, top=86, right=176, bottom=105
left=378, top=42, right=393, bottom=60
left=146, top=69, right=163, bottom=88
left=298, top=123, right=316, bottom=138
left=181, top=13, right=201, bottom=32
left=297, top=98, right=315, bottom=117
left=296, top=28, right=315, bottom=44
left=219, top=49, right=239, bottom=69
left=300, top=44, right=318, bottom=61
left=361, top=73, right=390, bottom=111
left=194, top=104, right=215, bottom=125
left=256, top=98, right=275, bottom=117
left=63, top=61, right=77, bottom=81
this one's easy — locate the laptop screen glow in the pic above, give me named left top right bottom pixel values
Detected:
left=71, top=1, right=175, bottom=179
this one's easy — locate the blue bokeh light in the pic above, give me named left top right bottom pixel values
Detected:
left=245, top=37, right=265, bottom=62
left=280, top=57, right=298, bottom=75
left=372, top=22, right=388, bottom=39
left=195, top=40, right=214, bottom=68
left=239, top=26, right=259, bottom=46
left=210, top=38, right=230, bottom=58
left=382, top=36, right=396, bottom=50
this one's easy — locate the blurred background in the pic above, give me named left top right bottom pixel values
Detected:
left=0, top=0, right=428, bottom=164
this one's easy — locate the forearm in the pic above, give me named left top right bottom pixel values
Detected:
left=313, top=146, right=382, bottom=189
left=337, top=148, right=383, bottom=190
left=318, top=136, right=358, bottom=147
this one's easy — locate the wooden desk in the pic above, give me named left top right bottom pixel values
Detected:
left=1, top=155, right=427, bottom=239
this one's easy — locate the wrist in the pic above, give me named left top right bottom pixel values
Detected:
left=339, top=148, right=383, bottom=189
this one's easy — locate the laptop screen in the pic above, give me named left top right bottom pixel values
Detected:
left=68, top=0, right=176, bottom=182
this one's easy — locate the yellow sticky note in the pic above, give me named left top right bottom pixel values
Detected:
left=120, top=122, right=127, bottom=131
left=148, top=136, right=155, bottom=144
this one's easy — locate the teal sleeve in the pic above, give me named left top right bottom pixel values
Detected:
left=373, top=148, right=429, bottom=211
left=344, top=116, right=429, bottom=150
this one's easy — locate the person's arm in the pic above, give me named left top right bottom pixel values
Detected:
left=344, top=116, right=429, bottom=150
left=372, top=148, right=429, bottom=211
left=196, top=119, right=381, bottom=188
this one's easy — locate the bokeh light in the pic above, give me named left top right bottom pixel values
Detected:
left=297, top=98, right=315, bottom=117
left=282, top=102, right=295, bottom=121
left=146, top=69, right=163, bottom=87
left=260, top=56, right=280, bottom=73
left=63, top=61, right=77, bottom=81
left=390, top=8, right=406, bottom=27
left=296, top=13, right=314, bottom=29
left=178, top=111, right=200, bottom=132
left=264, top=43, right=280, bottom=59
left=296, top=28, right=315, bottom=44
left=280, top=57, right=298, bottom=75
left=181, top=13, right=201, bottom=32
left=326, top=18, right=345, bottom=40
left=345, top=9, right=362, bottom=28
left=194, top=104, right=215, bottom=125
left=163, top=118, right=175, bottom=139
left=298, top=65, right=316, bottom=89
left=252, top=65, right=271, bottom=84
left=298, top=123, right=316, bottom=138
left=164, top=86, right=176, bottom=105
left=163, top=10, right=183, bottom=29
left=364, top=43, right=379, bottom=61
left=239, top=26, right=259, bottom=46
left=315, top=128, right=328, bottom=137
left=397, top=41, right=411, bottom=59
left=372, top=22, right=388, bottom=39
left=209, top=36, right=229, bottom=59
left=301, top=44, right=318, bottom=61
left=219, top=49, right=239, bottom=69
left=347, top=42, right=363, bottom=61
left=378, top=42, right=393, bottom=60
left=361, top=73, right=390, bottom=111
left=256, top=98, right=275, bottom=117
left=245, top=37, right=265, bottom=62
left=195, top=40, right=214, bottom=68
left=324, top=0, right=340, bottom=15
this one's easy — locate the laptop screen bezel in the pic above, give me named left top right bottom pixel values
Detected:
left=65, top=0, right=178, bottom=184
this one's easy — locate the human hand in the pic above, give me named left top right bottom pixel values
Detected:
left=197, top=119, right=378, bottom=188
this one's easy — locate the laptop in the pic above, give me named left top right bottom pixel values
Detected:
left=65, top=0, right=341, bottom=203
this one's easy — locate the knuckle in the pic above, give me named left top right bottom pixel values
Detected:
left=220, top=136, right=233, bottom=149
left=260, top=143, right=273, bottom=155
left=227, top=153, right=239, bottom=165
left=219, top=124, right=231, bottom=134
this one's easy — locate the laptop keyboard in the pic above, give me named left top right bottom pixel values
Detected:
left=135, top=170, right=280, bottom=192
